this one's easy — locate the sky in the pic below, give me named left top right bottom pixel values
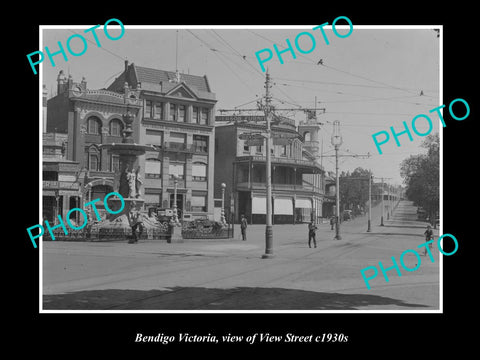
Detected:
left=41, top=25, right=441, bottom=186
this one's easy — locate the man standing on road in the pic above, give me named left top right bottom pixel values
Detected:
left=129, top=208, right=144, bottom=244
left=423, top=225, right=434, bottom=256
left=240, top=214, right=248, bottom=241
left=308, top=220, right=317, bottom=248
left=330, top=216, right=335, bottom=230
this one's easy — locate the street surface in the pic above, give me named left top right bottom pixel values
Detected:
left=42, top=200, right=440, bottom=311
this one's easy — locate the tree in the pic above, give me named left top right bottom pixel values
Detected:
left=400, top=133, right=439, bottom=227
left=339, top=167, right=373, bottom=214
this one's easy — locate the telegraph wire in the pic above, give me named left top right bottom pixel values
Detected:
left=209, top=30, right=265, bottom=78
left=67, top=29, right=126, bottom=62
left=185, top=29, right=258, bottom=93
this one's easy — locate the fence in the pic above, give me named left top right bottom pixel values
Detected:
left=42, top=219, right=234, bottom=242
left=181, top=219, right=234, bottom=239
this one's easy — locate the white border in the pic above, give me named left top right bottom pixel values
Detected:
left=39, top=24, right=443, bottom=314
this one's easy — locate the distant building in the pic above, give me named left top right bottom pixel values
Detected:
left=214, top=114, right=326, bottom=224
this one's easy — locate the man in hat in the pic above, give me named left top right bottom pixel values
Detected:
left=308, top=220, right=318, bottom=248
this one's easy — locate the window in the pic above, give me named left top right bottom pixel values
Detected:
left=192, top=107, right=199, bottom=123
left=178, top=105, right=186, bottom=122
left=144, top=192, right=162, bottom=207
left=145, top=100, right=152, bottom=118
left=200, top=108, right=208, bottom=125
left=255, top=145, right=263, bottom=154
left=169, top=103, right=177, bottom=121
left=169, top=132, right=186, bottom=150
left=89, top=153, right=99, bottom=171
left=110, top=154, right=120, bottom=172
left=304, top=131, right=311, bottom=142
left=154, top=102, right=163, bottom=119
left=280, top=145, right=287, bottom=156
left=193, top=135, right=208, bottom=153
left=243, top=144, right=250, bottom=153
left=87, top=117, right=101, bottom=134
left=169, top=163, right=184, bottom=179
left=145, top=159, right=162, bottom=178
left=145, top=129, right=163, bottom=148
left=191, top=193, right=207, bottom=212
left=109, top=119, right=123, bottom=136
left=192, top=162, right=207, bottom=181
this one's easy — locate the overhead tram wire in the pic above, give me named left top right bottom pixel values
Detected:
left=185, top=29, right=257, bottom=93
left=247, top=29, right=434, bottom=97
left=209, top=30, right=265, bottom=78
left=276, top=81, right=437, bottom=107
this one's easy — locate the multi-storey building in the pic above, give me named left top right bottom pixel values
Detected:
left=46, top=69, right=143, bottom=220
left=42, top=132, right=81, bottom=224
left=46, top=62, right=217, bottom=221
left=107, top=61, right=217, bottom=219
left=214, top=115, right=326, bottom=224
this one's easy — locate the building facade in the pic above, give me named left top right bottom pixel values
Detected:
left=214, top=115, right=326, bottom=225
left=46, top=70, right=143, bottom=219
left=42, top=132, right=81, bottom=224
left=107, top=62, right=217, bottom=219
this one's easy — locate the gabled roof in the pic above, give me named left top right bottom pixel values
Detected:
left=107, top=63, right=215, bottom=101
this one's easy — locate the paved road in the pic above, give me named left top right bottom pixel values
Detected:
left=42, top=200, right=440, bottom=311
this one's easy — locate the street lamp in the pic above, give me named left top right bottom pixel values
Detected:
left=172, top=174, right=180, bottom=225
left=220, top=182, right=226, bottom=225
left=380, top=178, right=385, bottom=226
left=367, top=175, right=372, bottom=232
left=331, top=120, right=342, bottom=240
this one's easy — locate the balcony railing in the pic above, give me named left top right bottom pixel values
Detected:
left=236, top=182, right=323, bottom=193
left=164, top=142, right=193, bottom=153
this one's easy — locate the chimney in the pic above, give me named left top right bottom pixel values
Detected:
left=57, top=70, right=67, bottom=94
left=125, top=59, right=129, bottom=73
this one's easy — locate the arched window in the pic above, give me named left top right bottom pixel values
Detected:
left=87, top=116, right=102, bottom=135
left=87, top=146, right=100, bottom=171
left=110, top=154, right=120, bottom=172
left=109, top=119, right=124, bottom=137
left=303, top=131, right=311, bottom=142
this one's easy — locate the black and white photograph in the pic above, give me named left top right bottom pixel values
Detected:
left=16, top=6, right=476, bottom=353
left=39, top=25, right=442, bottom=312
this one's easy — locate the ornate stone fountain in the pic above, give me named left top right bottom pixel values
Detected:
left=93, top=107, right=159, bottom=242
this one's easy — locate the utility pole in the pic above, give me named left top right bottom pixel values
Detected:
left=331, top=120, right=342, bottom=240
left=368, top=174, right=372, bottom=232
left=262, top=70, right=274, bottom=259
left=219, top=73, right=327, bottom=255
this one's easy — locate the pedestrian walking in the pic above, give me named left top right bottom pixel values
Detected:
left=423, top=224, right=434, bottom=256
left=308, top=220, right=317, bottom=248
left=330, top=216, right=335, bottom=230
left=240, top=214, right=248, bottom=241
